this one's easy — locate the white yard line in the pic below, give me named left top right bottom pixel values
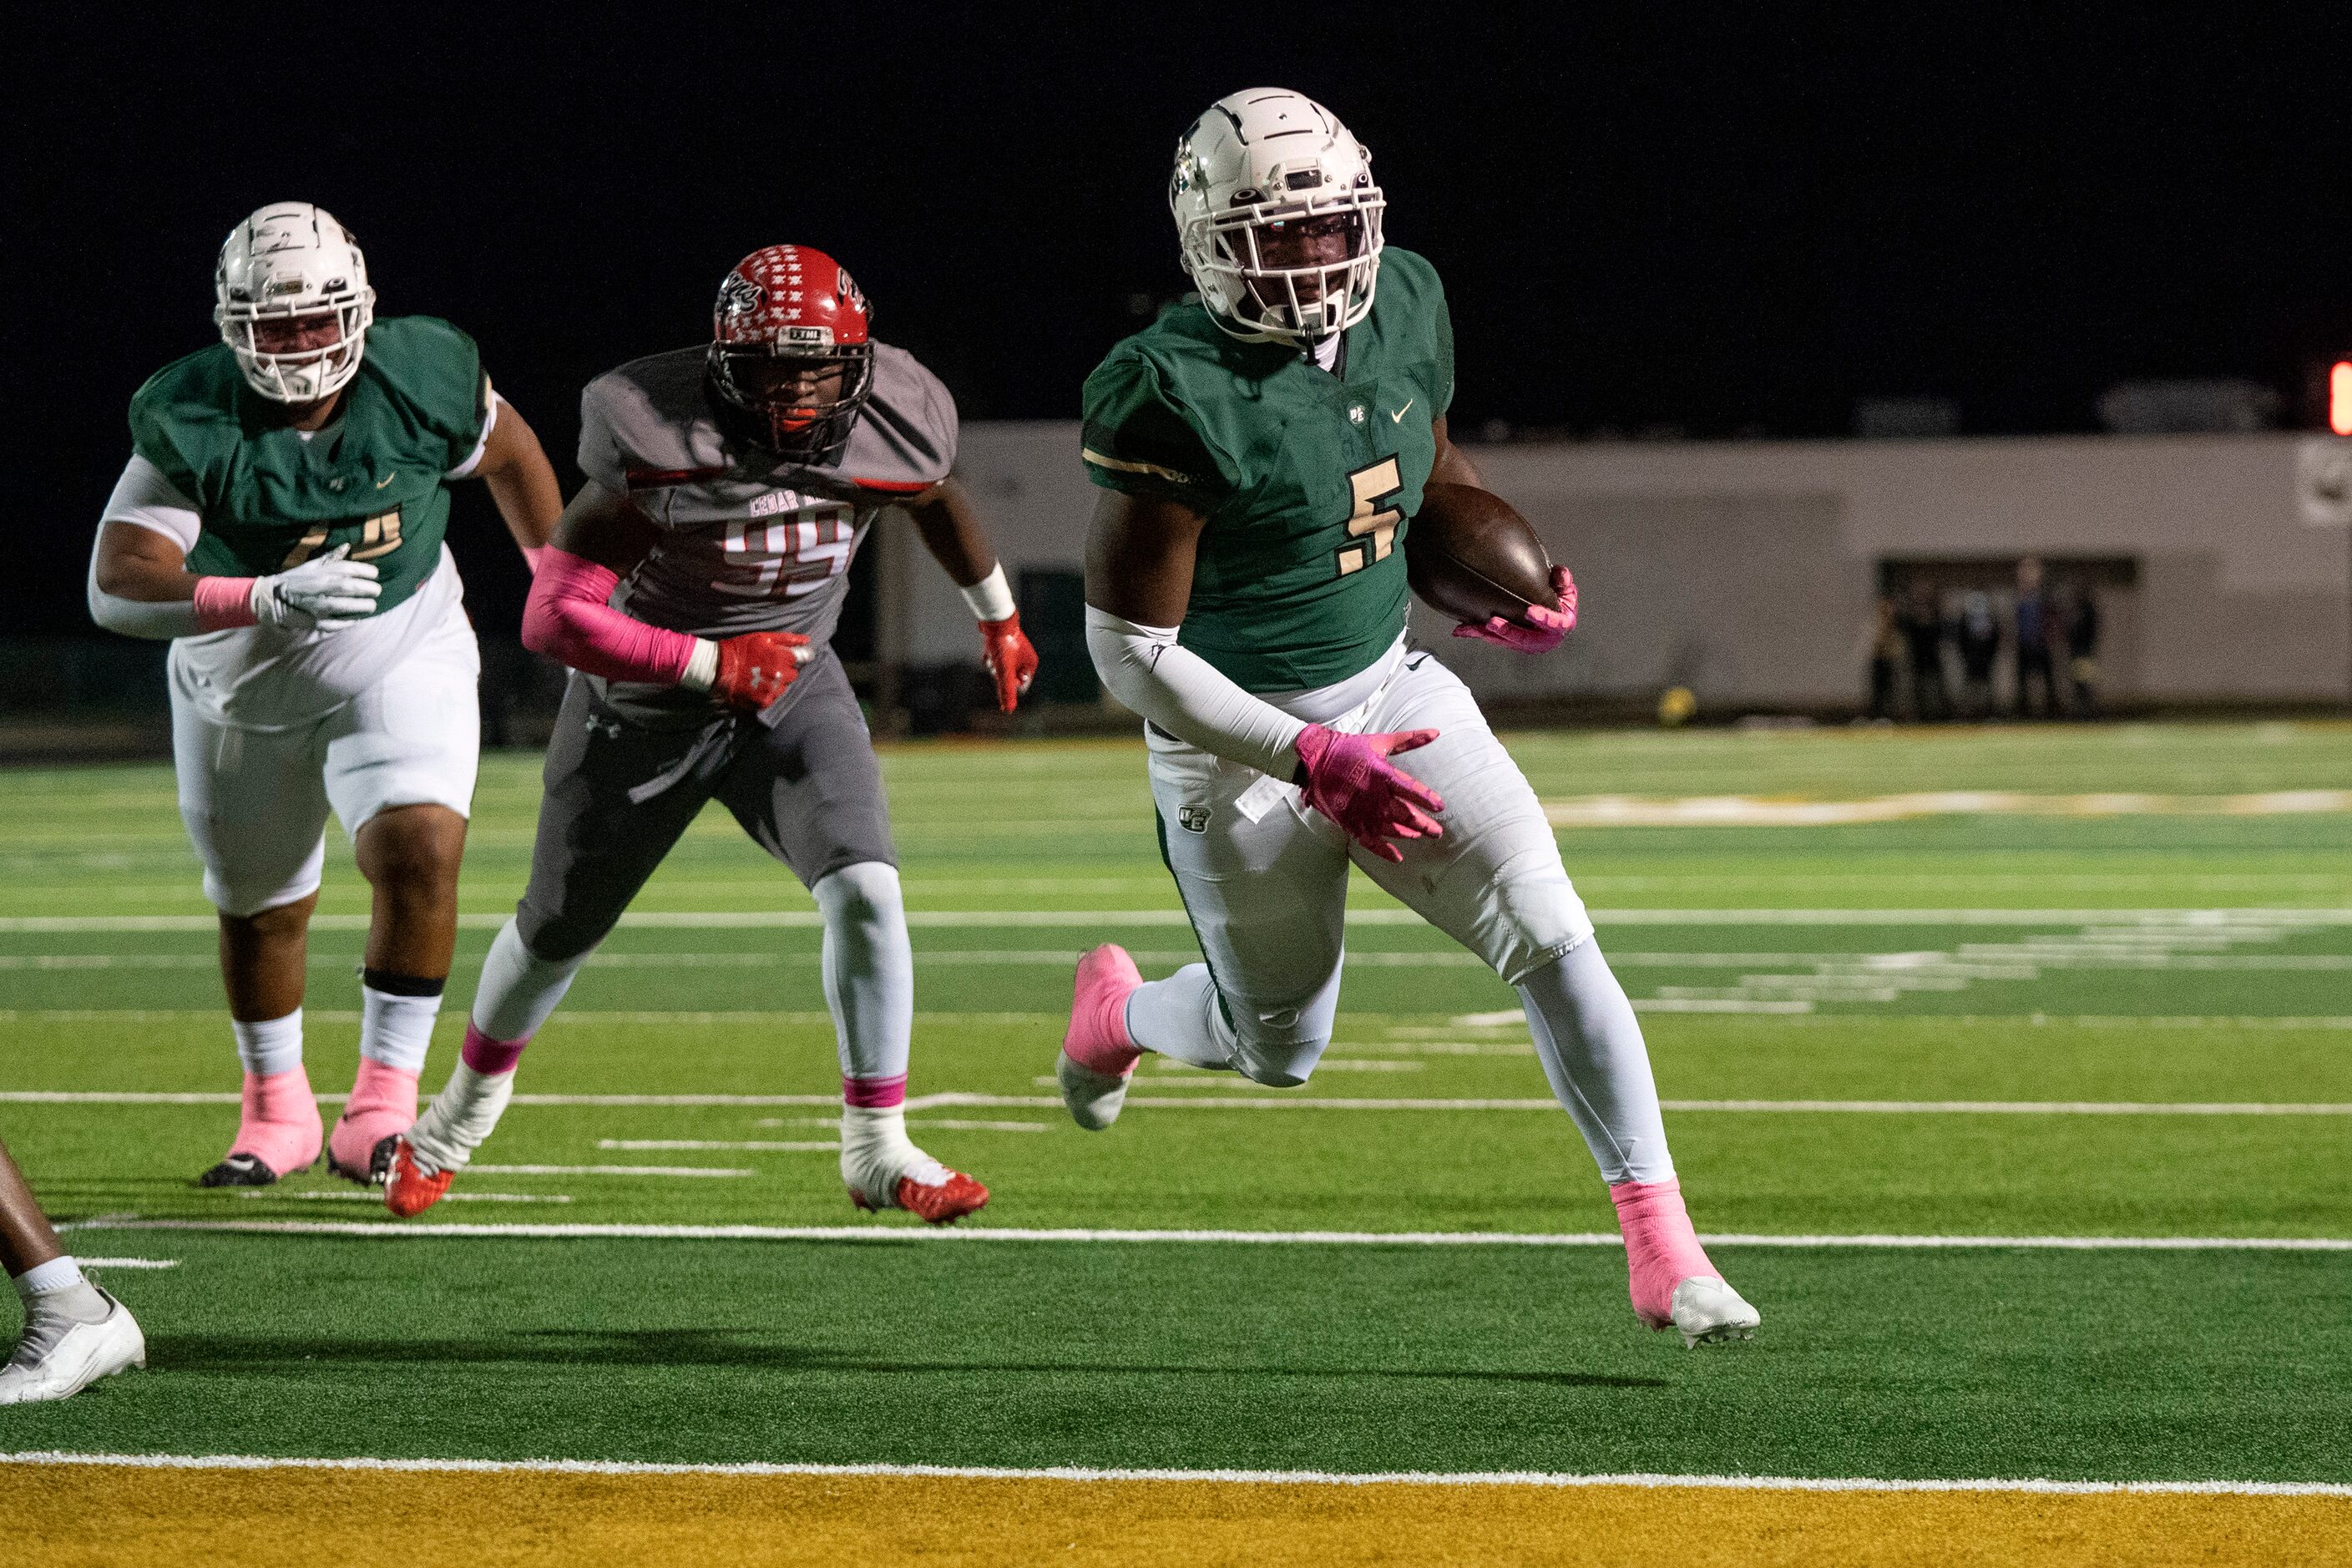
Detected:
left=466, top=1165, right=752, bottom=1178
left=1545, top=789, right=2352, bottom=827
left=598, top=1140, right=838, bottom=1152
left=74, top=1258, right=179, bottom=1269
left=10, top=1090, right=2352, bottom=1115
left=235, top=1191, right=574, bottom=1204
left=8, top=907, right=2352, bottom=933
left=13, top=1008, right=2352, bottom=1028
left=13, top=947, right=2352, bottom=973
left=3, top=1449, right=2346, bottom=1498
left=53, top=1219, right=2352, bottom=1252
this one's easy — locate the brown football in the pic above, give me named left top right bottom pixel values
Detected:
left=1405, top=482, right=1557, bottom=624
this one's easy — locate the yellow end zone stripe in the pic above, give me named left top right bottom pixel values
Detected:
left=8, top=1463, right=2349, bottom=1567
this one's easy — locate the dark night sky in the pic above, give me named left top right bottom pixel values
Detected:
left=11, top=3, right=2348, bottom=637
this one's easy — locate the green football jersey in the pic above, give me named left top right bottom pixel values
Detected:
left=127, top=316, right=492, bottom=618
left=1081, top=245, right=1454, bottom=692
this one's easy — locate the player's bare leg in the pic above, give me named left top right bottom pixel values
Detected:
left=1, top=1138, right=144, bottom=1404
left=200, top=890, right=324, bottom=1186
left=330, top=804, right=464, bottom=1185
left=823, top=863, right=987, bottom=1223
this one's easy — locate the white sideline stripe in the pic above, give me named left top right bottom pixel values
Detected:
left=9, top=1090, right=2352, bottom=1116
left=466, top=1165, right=752, bottom=1178
left=76, top=1258, right=179, bottom=1269
left=59, top=1219, right=2352, bottom=1251
left=3, top=1450, right=2348, bottom=1498
left=8, top=907, right=2352, bottom=933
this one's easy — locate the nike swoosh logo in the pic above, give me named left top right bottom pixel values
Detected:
left=1388, top=400, right=1414, bottom=423
left=376, top=473, right=397, bottom=489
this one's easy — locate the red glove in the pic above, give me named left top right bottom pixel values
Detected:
left=1292, top=723, right=1446, bottom=863
left=1453, top=566, right=1578, bottom=653
left=979, top=613, right=1039, bottom=713
left=712, top=631, right=809, bottom=711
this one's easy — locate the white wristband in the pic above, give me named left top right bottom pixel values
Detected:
left=959, top=563, right=1017, bottom=623
left=679, top=639, right=719, bottom=691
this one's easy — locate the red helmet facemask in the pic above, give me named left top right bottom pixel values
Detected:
left=706, top=245, right=878, bottom=462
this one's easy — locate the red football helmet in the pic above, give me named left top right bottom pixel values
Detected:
left=706, top=245, right=878, bottom=461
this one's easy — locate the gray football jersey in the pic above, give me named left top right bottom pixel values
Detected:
left=579, top=341, right=954, bottom=640
left=574, top=341, right=956, bottom=726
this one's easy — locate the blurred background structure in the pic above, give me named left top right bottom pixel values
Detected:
left=5, top=7, right=2348, bottom=753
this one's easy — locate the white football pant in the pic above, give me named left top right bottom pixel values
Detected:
left=168, top=599, right=480, bottom=916
left=1126, top=643, right=1675, bottom=1183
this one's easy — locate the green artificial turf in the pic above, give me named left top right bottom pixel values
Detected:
left=3, top=1234, right=2347, bottom=1484
left=4, top=721, right=2351, bottom=1479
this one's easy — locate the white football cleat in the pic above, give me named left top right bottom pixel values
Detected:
left=1056, top=1050, right=1135, bottom=1132
left=1670, top=1276, right=1760, bottom=1348
left=0, top=1287, right=146, bottom=1404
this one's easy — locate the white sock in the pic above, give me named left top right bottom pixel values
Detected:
left=407, top=1060, right=517, bottom=1174
left=13, top=1257, right=108, bottom=1324
left=839, top=1105, right=947, bottom=1191
left=360, top=986, right=441, bottom=1073
left=13, top=1257, right=81, bottom=1299
left=1122, top=964, right=1238, bottom=1069
left=231, top=1009, right=303, bottom=1078
left=1515, top=938, right=1676, bottom=1186
left=813, top=862, right=913, bottom=1084
left=473, top=919, right=588, bottom=1042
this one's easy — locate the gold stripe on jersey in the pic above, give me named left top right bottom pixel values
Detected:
left=1083, top=448, right=1197, bottom=485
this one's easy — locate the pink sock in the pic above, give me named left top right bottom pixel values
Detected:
left=844, top=1074, right=907, bottom=1109
left=230, top=1065, right=322, bottom=1175
left=1610, top=1178, right=1721, bottom=1328
left=460, top=1022, right=529, bottom=1075
left=1065, top=946, right=1141, bottom=1076
left=330, top=1057, right=420, bottom=1170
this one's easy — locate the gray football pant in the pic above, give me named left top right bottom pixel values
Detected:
left=1122, top=649, right=1675, bottom=1185
left=471, top=659, right=912, bottom=1083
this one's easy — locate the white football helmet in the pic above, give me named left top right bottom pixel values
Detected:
left=214, top=202, right=376, bottom=403
left=1170, top=89, right=1385, bottom=346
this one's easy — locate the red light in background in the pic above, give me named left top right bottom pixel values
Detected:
left=2334, top=361, right=2352, bottom=437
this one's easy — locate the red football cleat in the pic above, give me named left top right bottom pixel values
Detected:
left=850, top=1169, right=990, bottom=1225
left=383, top=1137, right=454, bottom=1218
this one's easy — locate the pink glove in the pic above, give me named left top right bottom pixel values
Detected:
left=1453, top=566, right=1577, bottom=653
left=1292, top=723, right=1446, bottom=864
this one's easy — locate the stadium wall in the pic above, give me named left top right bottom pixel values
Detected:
left=938, top=426, right=2352, bottom=710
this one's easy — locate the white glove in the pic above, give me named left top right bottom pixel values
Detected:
left=251, top=544, right=382, bottom=631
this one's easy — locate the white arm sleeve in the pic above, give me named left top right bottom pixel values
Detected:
left=1085, top=605, right=1307, bottom=779
left=89, top=454, right=206, bottom=640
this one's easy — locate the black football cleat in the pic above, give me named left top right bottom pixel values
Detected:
left=197, top=1152, right=284, bottom=1188
left=325, top=1133, right=400, bottom=1187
